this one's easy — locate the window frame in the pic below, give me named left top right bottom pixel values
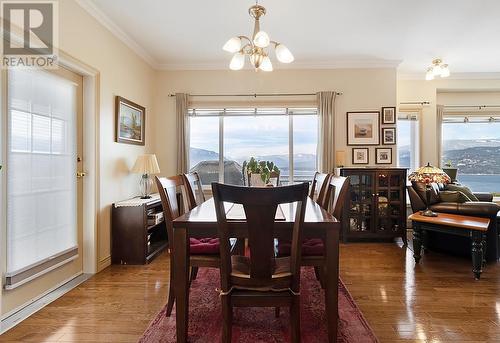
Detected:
left=397, top=110, right=420, bottom=171
left=187, top=107, right=318, bottom=186
left=440, top=112, right=500, bottom=195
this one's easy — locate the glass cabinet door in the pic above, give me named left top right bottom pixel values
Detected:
left=347, top=172, right=374, bottom=233
left=376, top=172, right=402, bottom=232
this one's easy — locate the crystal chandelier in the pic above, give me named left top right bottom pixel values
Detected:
left=222, top=2, right=294, bottom=71
left=425, top=58, right=450, bottom=80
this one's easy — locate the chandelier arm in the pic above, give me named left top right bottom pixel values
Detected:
left=239, top=35, right=254, bottom=48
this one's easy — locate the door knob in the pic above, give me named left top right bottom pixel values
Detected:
left=77, top=172, right=86, bottom=178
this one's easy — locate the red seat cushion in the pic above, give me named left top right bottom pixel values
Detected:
left=189, top=238, right=220, bottom=255
left=277, top=239, right=324, bottom=256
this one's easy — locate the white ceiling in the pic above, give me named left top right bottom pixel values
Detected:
left=81, top=0, right=500, bottom=75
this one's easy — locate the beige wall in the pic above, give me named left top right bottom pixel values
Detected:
left=153, top=68, right=397, bottom=175
left=59, top=0, right=156, bottom=269
left=398, top=78, right=500, bottom=166
left=1, top=0, right=155, bottom=315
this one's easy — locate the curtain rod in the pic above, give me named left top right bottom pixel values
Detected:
left=443, top=104, right=500, bottom=109
left=168, top=92, right=342, bottom=98
left=399, top=101, right=430, bottom=105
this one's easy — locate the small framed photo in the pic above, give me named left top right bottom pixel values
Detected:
left=346, top=111, right=380, bottom=145
left=376, top=148, right=392, bottom=164
left=382, top=127, right=396, bottom=145
left=381, top=107, right=396, bottom=124
left=352, top=148, right=369, bottom=164
left=115, top=96, right=146, bottom=145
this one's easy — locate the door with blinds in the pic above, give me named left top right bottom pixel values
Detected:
left=3, top=67, right=83, bottom=315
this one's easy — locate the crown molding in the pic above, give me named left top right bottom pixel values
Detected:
left=398, top=72, right=500, bottom=80
left=157, top=59, right=402, bottom=71
left=75, top=0, right=159, bottom=69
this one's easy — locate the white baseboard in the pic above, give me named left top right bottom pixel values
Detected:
left=0, top=273, right=92, bottom=335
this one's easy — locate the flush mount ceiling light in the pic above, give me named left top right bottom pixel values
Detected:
left=223, top=1, right=294, bottom=72
left=425, top=58, right=450, bottom=80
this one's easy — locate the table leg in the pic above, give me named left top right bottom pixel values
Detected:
left=173, top=227, right=189, bottom=342
left=325, top=228, right=340, bottom=343
left=481, top=232, right=487, bottom=267
left=471, top=231, right=484, bottom=280
left=412, top=224, right=422, bottom=263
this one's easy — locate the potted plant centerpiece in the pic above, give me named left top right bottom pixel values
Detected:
left=242, top=157, right=280, bottom=187
left=442, top=160, right=458, bottom=183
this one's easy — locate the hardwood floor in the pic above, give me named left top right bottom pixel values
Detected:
left=1, top=241, right=500, bottom=342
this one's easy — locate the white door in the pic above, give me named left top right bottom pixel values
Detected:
left=2, top=66, right=83, bottom=316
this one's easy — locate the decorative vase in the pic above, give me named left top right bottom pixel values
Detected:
left=248, top=173, right=266, bottom=187
left=442, top=168, right=458, bottom=183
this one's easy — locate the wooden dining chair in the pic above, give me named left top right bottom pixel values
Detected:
left=155, top=175, right=221, bottom=317
left=212, top=182, right=309, bottom=343
left=183, top=172, right=205, bottom=210
left=278, top=175, right=350, bottom=287
left=310, top=172, right=332, bottom=208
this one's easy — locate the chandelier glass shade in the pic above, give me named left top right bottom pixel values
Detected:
left=223, top=3, right=294, bottom=71
left=425, top=58, right=450, bottom=80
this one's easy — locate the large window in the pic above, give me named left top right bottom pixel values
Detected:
left=397, top=112, right=419, bottom=171
left=188, top=107, right=318, bottom=185
left=442, top=115, right=500, bottom=195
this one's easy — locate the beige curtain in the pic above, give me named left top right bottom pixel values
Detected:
left=317, top=91, right=337, bottom=173
left=176, top=93, right=190, bottom=174
left=436, top=105, right=444, bottom=166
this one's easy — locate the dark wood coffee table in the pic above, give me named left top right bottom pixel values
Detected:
left=408, top=212, right=490, bottom=280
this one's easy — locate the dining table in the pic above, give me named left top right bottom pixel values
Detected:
left=172, top=196, right=341, bottom=342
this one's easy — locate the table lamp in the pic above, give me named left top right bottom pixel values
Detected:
left=336, top=150, right=346, bottom=167
left=131, top=154, right=161, bottom=199
left=408, top=163, right=451, bottom=217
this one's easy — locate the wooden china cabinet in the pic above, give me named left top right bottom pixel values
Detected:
left=340, top=168, right=408, bottom=243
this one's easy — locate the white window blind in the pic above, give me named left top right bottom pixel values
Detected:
left=6, top=69, right=78, bottom=283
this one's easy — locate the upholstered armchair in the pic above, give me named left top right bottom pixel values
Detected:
left=407, top=182, right=500, bottom=262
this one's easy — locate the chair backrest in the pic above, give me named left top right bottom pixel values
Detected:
left=212, top=182, right=309, bottom=291
left=325, top=175, right=350, bottom=219
left=310, top=172, right=332, bottom=209
left=155, top=175, right=185, bottom=243
left=183, top=172, right=205, bottom=210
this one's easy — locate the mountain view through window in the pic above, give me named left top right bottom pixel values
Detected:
left=188, top=108, right=318, bottom=186
left=442, top=120, right=500, bottom=195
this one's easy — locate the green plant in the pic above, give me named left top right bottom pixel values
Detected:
left=444, top=160, right=453, bottom=168
left=242, top=157, right=280, bottom=184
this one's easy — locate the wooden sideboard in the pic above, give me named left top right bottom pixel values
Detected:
left=340, top=168, right=408, bottom=243
left=111, top=194, right=168, bottom=264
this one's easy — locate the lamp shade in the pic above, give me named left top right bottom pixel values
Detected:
left=275, top=43, right=294, bottom=63
left=131, top=154, right=160, bottom=175
left=223, top=37, right=241, bottom=53
left=230, top=52, right=245, bottom=70
left=336, top=150, right=346, bottom=166
left=408, top=163, right=451, bottom=184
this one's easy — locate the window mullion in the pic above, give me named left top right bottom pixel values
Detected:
left=219, top=110, right=224, bottom=183
left=288, top=108, right=293, bottom=185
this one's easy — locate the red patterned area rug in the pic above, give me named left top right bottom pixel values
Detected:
left=139, top=268, right=378, bottom=343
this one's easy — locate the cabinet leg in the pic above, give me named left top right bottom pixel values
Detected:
left=471, top=231, right=484, bottom=280
left=413, top=225, right=423, bottom=263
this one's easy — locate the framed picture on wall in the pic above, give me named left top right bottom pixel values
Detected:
left=376, top=148, right=392, bottom=164
left=346, top=111, right=380, bottom=145
left=382, top=127, right=396, bottom=145
left=381, top=107, right=396, bottom=124
left=115, top=96, right=146, bottom=145
left=352, top=148, right=369, bottom=164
